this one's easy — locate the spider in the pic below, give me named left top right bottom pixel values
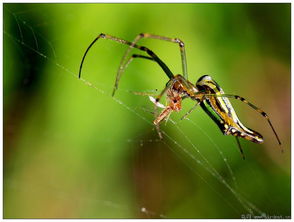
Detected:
left=79, top=33, right=282, bottom=159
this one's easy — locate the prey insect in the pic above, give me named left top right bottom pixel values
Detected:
left=79, top=33, right=282, bottom=159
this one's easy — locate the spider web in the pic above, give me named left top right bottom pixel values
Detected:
left=4, top=5, right=285, bottom=219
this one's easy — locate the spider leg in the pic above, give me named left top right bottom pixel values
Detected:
left=112, top=51, right=175, bottom=139
left=113, top=54, right=154, bottom=96
left=235, top=137, right=245, bottom=160
left=79, top=35, right=103, bottom=79
left=117, top=33, right=188, bottom=80
left=131, top=91, right=158, bottom=97
left=78, top=33, right=174, bottom=93
left=164, top=111, right=172, bottom=125
left=208, top=93, right=282, bottom=148
left=180, top=101, right=200, bottom=120
left=155, top=79, right=175, bottom=103
left=179, top=90, right=206, bottom=120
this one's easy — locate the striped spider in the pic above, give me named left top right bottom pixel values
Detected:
left=79, top=33, right=282, bottom=159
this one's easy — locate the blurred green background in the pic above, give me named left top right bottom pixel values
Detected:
left=4, top=3, right=290, bottom=219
